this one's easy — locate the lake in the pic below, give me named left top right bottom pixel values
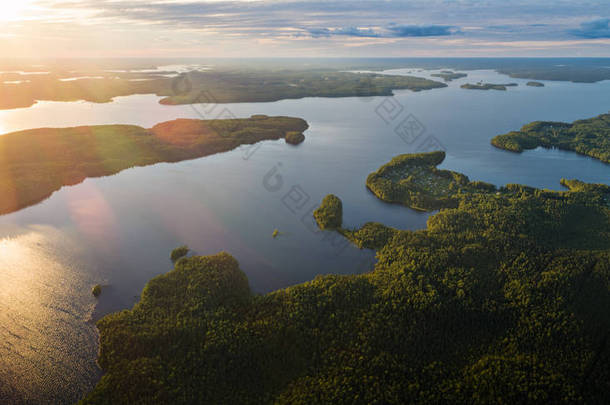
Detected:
left=0, top=68, right=609, bottom=403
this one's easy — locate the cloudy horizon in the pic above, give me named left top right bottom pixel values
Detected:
left=2, top=0, right=609, bottom=58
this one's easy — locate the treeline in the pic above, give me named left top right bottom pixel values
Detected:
left=430, top=71, right=468, bottom=82
left=491, top=113, right=610, bottom=163
left=82, top=151, right=610, bottom=404
left=460, top=83, right=518, bottom=91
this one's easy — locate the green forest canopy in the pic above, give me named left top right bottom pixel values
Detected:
left=82, top=140, right=610, bottom=404
left=365, top=151, right=497, bottom=212
left=491, top=113, right=610, bottom=164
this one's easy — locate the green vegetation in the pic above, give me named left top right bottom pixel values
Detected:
left=342, top=221, right=398, bottom=250
left=496, top=64, right=610, bottom=83
left=170, top=246, right=190, bottom=263
left=91, top=285, right=102, bottom=298
left=526, top=81, right=545, bottom=87
left=2, top=60, right=608, bottom=111
left=0, top=69, right=446, bottom=110
left=491, top=113, right=610, bottom=163
left=365, top=151, right=498, bottom=211
left=0, top=116, right=308, bottom=215
left=82, top=150, right=610, bottom=403
left=313, top=194, right=343, bottom=229
left=431, top=71, right=468, bottom=81
left=561, top=178, right=610, bottom=195
left=285, top=131, right=305, bottom=145
left=461, top=82, right=518, bottom=91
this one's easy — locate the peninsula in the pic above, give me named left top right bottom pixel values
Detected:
left=491, top=113, right=610, bottom=163
left=365, top=151, right=496, bottom=211
left=0, top=115, right=308, bottom=215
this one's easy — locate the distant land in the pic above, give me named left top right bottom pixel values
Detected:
left=0, top=115, right=308, bottom=215
left=526, top=81, right=545, bottom=87
left=431, top=71, right=468, bottom=81
left=0, top=69, right=446, bottom=110
left=2, top=58, right=610, bottom=110
left=492, top=113, right=610, bottom=163
left=461, top=82, right=518, bottom=91
left=315, top=57, right=610, bottom=83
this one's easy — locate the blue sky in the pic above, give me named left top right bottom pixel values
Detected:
left=2, top=0, right=609, bottom=57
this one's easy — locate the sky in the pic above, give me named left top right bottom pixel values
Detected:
left=1, top=0, right=609, bottom=58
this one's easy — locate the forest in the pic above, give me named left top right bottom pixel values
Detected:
left=365, top=151, right=497, bottom=211
left=313, top=194, right=343, bottom=229
left=430, top=71, right=468, bottom=81
left=81, top=145, right=610, bottom=404
left=0, top=115, right=308, bottom=215
left=491, top=113, right=610, bottom=163
left=0, top=68, right=446, bottom=110
left=460, top=83, right=518, bottom=91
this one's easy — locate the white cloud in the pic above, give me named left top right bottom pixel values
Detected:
left=3, top=0, right=609, bottom=56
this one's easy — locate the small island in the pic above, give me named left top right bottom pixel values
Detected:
left=170, top=245, right=189, bottom=262
left=285, top=131, right=305, bottom=145
left=491, top=113, right=610, bottom=163
left=0, top=115, right=308, bottom=215
left=461, top=82, right=518, bottom=91
left=313, top=194, right=343, bottom=229
left=431, top=71, right=468, bottom=82
left=526, top=81, right=545, bottom=87
left=91, top=285, right=102, bottom=298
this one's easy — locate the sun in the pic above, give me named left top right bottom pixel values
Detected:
left=0, top=1, right=31, bottom=21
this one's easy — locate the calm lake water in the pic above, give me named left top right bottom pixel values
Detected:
left=0, top=68, right=609, bottom=403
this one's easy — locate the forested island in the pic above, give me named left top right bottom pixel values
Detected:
left=285, top=131, right=306, bottom=145
left=82, top=142, right=610, bottom=403
left=491, top=113, right=610, bottom=163
left=0, top=69, right=446, bottom=110
left=461, top=82, right=518, bottom=91
left=0, top=115, right=308, bottom=215
left=526, top=81, right=545, bottom=87
left=430, top=71, right=468, bottom=81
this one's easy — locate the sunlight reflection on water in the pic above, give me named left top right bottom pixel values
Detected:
left=0, top=226, right=101, bottom=404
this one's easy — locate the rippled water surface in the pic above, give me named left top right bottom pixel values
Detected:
left=0, top=68, right=609, bottom=403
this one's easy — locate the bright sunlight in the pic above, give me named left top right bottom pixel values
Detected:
left=0, top=1, right=31, bottom=21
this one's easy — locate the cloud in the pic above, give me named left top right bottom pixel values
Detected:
left=7, top=1, right=610, bottom=57
left=569, top=18, right=610, bottom=38
left=386, top=24, right=455, bottom=37
left=304, top=24, right=456, bottom=38
left=306, top=27, right=380, bottom=38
